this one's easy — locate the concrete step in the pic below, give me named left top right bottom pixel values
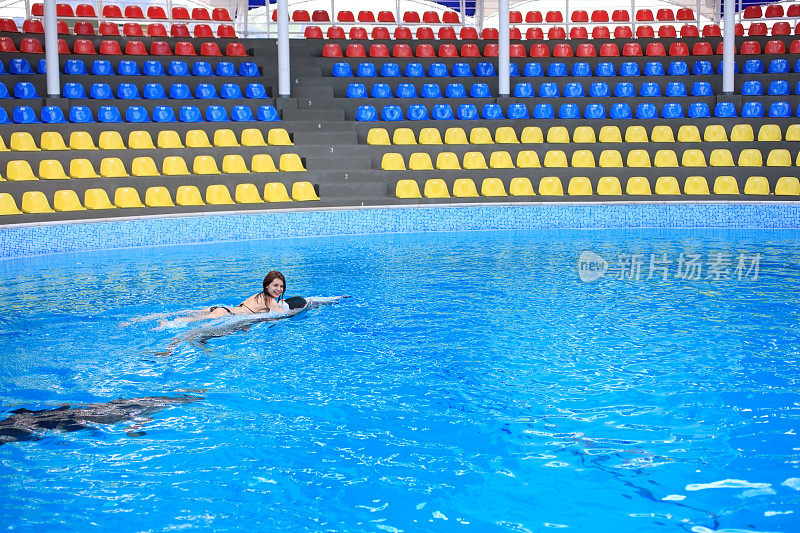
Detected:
left=306, top=155, right=372, bottom=170
left=319, top=181, right=389, bottom=198
left=281, top=107, right=345, bottom=121
left=297, top=130, right=358, bottom=145
left=294, top=85, right=334, bottom=99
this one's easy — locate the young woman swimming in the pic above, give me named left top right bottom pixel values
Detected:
left=203, top=271, right=293, bottom=318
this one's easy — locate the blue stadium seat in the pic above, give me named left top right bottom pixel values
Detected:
left=539, top=83, right=559, bottom=97
left=65, top=59, right=88, bottom=75
left=456, top=103, right=478, bottom=120
left=232, top=105, right=255, bottom=121
left=714, top=102, right=737, bottom=117
left=635, top=103, right=657, bottom=119
left=446, top=83, right=467, bottom=98
left=507, top=103, right=529, bottom=119
left=692, top=82, right=713, bottom=96
left=179, top=105, right=202, bottom=122
left=610, top=103, right=633, bottom=120
left=346, top=83, right=366, bottom=98
left=168, top=61, right=189, bottom=76
left=117, top=60, right=140, bottom=76
left=0, top=60, right=5, bottom=75
left=14, top=82, right=39, bottom=99
left=644, top=62, right=665, bottom=76
left=640, top=82, right=661, bottom=97
left=396, top=83, right=417, bottom=98
left=356, top=105, right=378, bottom=121
left=143, top=61, right=166, bottom=76
left=404, top=63, right=424, bottom=77
left=407, top=104, right=429, bottom=120
left=795, top=58, right=800, bottom=73
left=688, top=102, right=711, bottom=118
left=571, top=62, right=591, bottom=77
left=381, top=105, right=403, bottom=121
left=371, top=83, right=391, bottom=98
left=13, top=106, right=38, bottom=124
left=668, top=61, right=688, bottom=76
left=143, top=83, right=167, bottom=99
left=421, top=83, right=442, bottom=98
left=742, top=80, right=763, bottom=95
left=769, top=101, right=791, bottom=117
left=221, top=83, right=243, bottom=99
left=0, top=82, right=9, bottom=99
left=509, top=63, right=519, bottom=76
left=41, top=106, right=66, bottom=123
left=126, top=106, right=150, bottom=123
left=482, top=104, right=504, bottom=119
left=595, top=62, right=616, bottom=77
left=564, top=82, right=584, bottom=97
left=452, top=63, right=472, bottom=77
left=533, top=104, right=554, bottom=119
left=91, top=60, right=113, bottom=75
left=717, top=61, right=739, bottom=74
left=769, top=59, right=789, bottom=74
left=614, top=82, right=635, bottom=97
left=523, top=62, right=543, bottom=77
left=196, top=84, right=218, bottom=99
left=10, top=58, right=33, bottom=75
left=620, top=62, right=641, bottom=76
left=69, top=106, right=94, bottom=123
left=584, top=103, right=606, bottom=119
left=662, top=103, right=684, bottom=118
left=558, top=103, right=579, bottom=120
left=428, top=63, right=448, bottom=77
left=192, top=61, right=213, bottom=76
left=333, top=62, right=353, bottom=77
left=692, top=60, right=713, bottom=75
left=470, top=83, right=491, bottom=97
left=666, top=82, right=687, bottom=97
left=514, top=82, right=534, bottom=97
left=239, top=62, right=259, bottom=77
left=743, top=59, right=764, bottom=74
left=381, top=63, right=401, bottom=77
left=216, top=62, right=236, bottom=76
left=769, top=80, right=790, bottom=96
left=547, top=63, right=567, bottom=77
left=169, top=83, right=191, bottom=99
left=37, top=59, right=46, bottom=74
left=117, top=83, right=140, bottom=99
left=356, top=62, right=376, bottom=77
left=153, top=106, right=177, bottom=122
left=0, top=107, right=9, bottom=124
left=206, top=105, right=229, bottom=122
left=589, top=82, right=610, bottom=97
left=741, top=101, right=764, bottom=117
left=476, top=62, right=496, bottom=77
left=98, top=105, right=122, bottom=122
left=245, top=83, right=268, bottom=98
left=796, top=81, right=800, bottom=95
left=432, top=104, right=455, bottom=120
left=62, top=82, right=87, bottom=98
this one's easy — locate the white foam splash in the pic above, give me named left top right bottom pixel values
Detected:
left=782, top=478, right=800, bottom=491
left=685, top=479, right=771, bottom=491
left=663, top=494, right=686, bottom=501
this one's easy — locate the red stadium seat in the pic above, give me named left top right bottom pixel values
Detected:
left=73, top=39, right=96, bottom=54
left=0, top=37, right=16, bottom=52
left=148, top=23, right=168, bottom=37
left=394, top=27, right=412, bottom=39
left=218, top=25, right=236, bottom=38
left=337, top=11, right=355, bottom=22
left=226, top=43, right=247, bottom=56
left=402, top=11, right=420, bottom=23
left=748, top=23, right=768, bottom=36
left=372, top=27, right=390, bottom=39
left=31, top=2, right=43, bottom=16
left=545, top=10, right=562, bottom=23
left=423, top=11, right=440, bottom=23
left=124, top=5, right=144, bottom=18
left=327, top=26, right=345, bottom=39
left=192, top=8, right=211, bottom=20
left=570, top=27, right=588, bottom=39
left=57, top=20, right=69, bottom=34
left=576, top=43, right=597, bottom=57
left=592, top=26, right=610, bottom=39
left=150, top=41, right=172, bottom=55
left=304, top=26, right=323, bottom=39
left=172, top=7, right=190, bottom=19
left=764, top=40, right=786, bottom=54
left=622, top=42, right=642, bottom=56
left=23, top=19, right=44, bottom=33
left=482, top=28, right=498, bottom=39
left=614, top=26, right=633, bottom=39
left=553, top=43, right=573, bottom=57
left=645, top=42, right=665, bottom=56
left=460, top=43, right=480, bottom=57
left=790, top=5, right=800, bottom=16
left=743, top=6, right=762, bottom=18
left=636, top=9, right=654, bottom=21
left=636, top=25, right=654, bottom=38
left=442, top=12, right=459, bottom=23
left=322, top=43, right=342, bottom=57
left=525, top=11, right=543, bottom=23
left=658, top=25, right=676, bottom=38
left=99, top=40, right=122, bottom=55
left=657, top=9, right=674, bottom=21
left=529, top=43, right=549, bottom=57
left=57, top=3, right=74, bottom=17
left=438, top=43, right=457, bottom=57
left=740, top=40, right=761, bottom=54
left=773, top=22, right=791, bottom=36
left=73, top=21, right=95, bottom=35
left=416, top=27, right=434, bottom=39
left=510, top=11, right=522, bottom=23
left=791, top=40, right=800, bottom=53
left=735, top=23, right=744, bottom=36
left=547, top=27, right=566, bottom=40
left=200, top=42, right=222, bottom=56
left=292, top=10, right=310, bottom=21
left=765, top=4, right=784, bottom=17
left=599, top=43, right=620, bottom=57
left=392, top=43, right=412, bottom=57
left=571, top=10, right=588, bottom=22
left=76, top=3, right=96, bottom=17
left=99, top=22, right=119, bottom=35
left=510, top=27, right=521, bottom=39
left=702, top=24, right=721, bottom=37
left=612, top=9, right=630, bottom=22
left=483, top=43, right=498, bottom=57
left=147, top=6, right=166, bottom=18
left=676, top=8, right=695, bottom=20
left=680, top=25, right=699, bottom=37
left=123, top=23, right=143, bottom=36
left=345, top=43, right=366, bottom=57
left=358, top=10, right=375, bottom=22
left=415, top=43, right=435, bottom=57
left=438, top=27, right=456, bottom=40
left=692, top=41, right=713, bottom=55
left=175, top=41, right=197, bottom=55
left=377, top=11, right=395, bottom=22
left=350, top=27, right=368, bottom=39
left=669, top=42, right=689, bottom=56
left=194, top=24, right=213, bottom=38
left=0, top=19, right=18, bottom=33
left=526, top=28, right=544, bottom=40
left=20, top=38, right=43, bottom=54
left=591, top=10, right=609, bottom=22
left=312, top=10, right=330, bottom=22
left=460, top=27, right=478, bottom=39
left=510, top=43, right=527, bottom=57
left=212, top=8, right=232, bottom=21
left=58, top=38, right=69, bottom=53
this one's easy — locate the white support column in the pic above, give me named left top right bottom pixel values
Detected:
left=43, top=0, right=60, bottom=97
left=564, top=0, right=569, bottom=37
left=277, top=0, right=290, bottom=96
left=631, top=0, right=636, bottom=34
left=696, top=0, right=702, bottom=30
left=498, top=0, right=509, bottom=96
left=459, top=0, right=466, bottom=28
left=722, top=0, right=735, bottom=93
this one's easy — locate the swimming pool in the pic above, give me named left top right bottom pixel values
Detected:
left=0, top=228, right=798, bottom=531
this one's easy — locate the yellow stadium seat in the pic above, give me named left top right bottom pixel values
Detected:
left=520, top=126, right=543, bottom=143
left=396, top=179, right=422, bottom=198
left=21, top=191, right=54, bottom=213
left=52, top=190, right=85, bottom=212
left=69, top=159, right=99, bottom=179
left=572, top=126, right=596, bottom=143
left=156, top=130, right=184, bottom=149
left=279, top=154, right=306, bottom=172
left=538, top=176, right=563, bottom=196
left=213, top=129, right=240, bottom=148
left=627, top=150, right=652, bottom=168
left=509, top=177, right=535, bottom=196
left=7, top=160, right=37, bottom=181
left=775, top=177, right=800, bottom=196
left=546, top=126, right=570, bottom=144
left=516, top=150, right=541, bottom=168
left=757, top=124, right=782, bottom=142
left=683, top=176, right=710, bottom=195
left=40, top=132, right=68, bottom=151
left=709, top=149, right=735, bottom=167
left=744, top=176, right=770, bottom=195
left=114, top=187, right=144, bottom=208
left=241, top=128, right=268, bottom=147
left=234, top=183, right=263, bottom=204
left=222, top=154, right=249, bottom=174
left=444, top=127, right=468, bottom=145
left=469, top=127, right=493, bottom=144
left=677, top=125, right=701, bottom=143
left=84, top=188, right=116, bottom=210
left=162, top=156, right=190, bottom=176
left=481, top=178, right=507, bottom=197
left=367, top=128, right=390, bottom=145
left=251, top=154, right=277, bottom=172
left=567, top=176, right=592, bottom=196
left=381, top=153, right=406, bottom=171
left=463, top=152, right=488, bottom=169
left=654, top=150, right=679, bottom=168
left=489, top=151, right=514, bottom=169
left=423, top=179, right=449, bottom=198
left=543, top=150, right=568, bottom=168
left=452, top=178, right=479, bottom=198
left=436, top=152, right=461, bottom=170
left=767, top=149, right=792, bottom=167
left=98, top=131, right=126, bottom=150
left=703, top=125, right=728, bottom=142
left=655, top=176, right=681, bottom=195
left=713, top=176, right=739, bottom=195
left=69, top=131, right=97, bottom=150
left=786, top=124, right=800, bottom=141
left=292, top=182, right=320, bottom=201
left=731, top=124, right=754, bottom=142
left=738, top=149, right=763, bottom=167
left=267, top=128, right=293, bottom=146
left=392, top=127, right=417, bottom=145
left=494, top=126, right=519, bottom=144
left=10, top=132, right=39, bottom=151
left=128, top=130, right=155, bottom=149
left=38, top=160, right=69, bottom=180
left=599, top=150, right=623, bottom=168
left=598, top=126, right=622, bottom=143
left=418, top=128, right=443, bottom=145
left=193, top=155, right=221, bottom=175
left=570, top=150, right=596, bottom=168
left=597, top=176, right=622, bottom=195
left=650, top=125, right=675, bottom=143
left=0, top=134, right=7, bottom=152
left=626, top=176, right=652, bottom=195
left=145, top=186, right=174, bottom=207
left=185, top=130, right=212, bottom=148
left=0, top=193, right=22, bottom=215
left=624, top=125, right=649, bottom=143
left=408, top=152, right=434, bottom=171
left=264, top=182, right=292, bottom=202
left=100, top=158, right=128, bottom=178
left=681, top=149, right=707, bottom=167
left=175, top=185, right=204, bottom=206
left=205, top=184, right=234, bottom=205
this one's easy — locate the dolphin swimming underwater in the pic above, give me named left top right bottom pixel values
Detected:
left=0, top=395, right=203, bottom=445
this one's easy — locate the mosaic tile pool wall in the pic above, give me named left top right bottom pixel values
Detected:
left=2, top=202, right=800, bottom=259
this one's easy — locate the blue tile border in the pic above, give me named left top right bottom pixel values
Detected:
left=1, top=202, right=800, bottom=259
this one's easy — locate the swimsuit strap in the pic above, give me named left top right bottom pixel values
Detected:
left=238, top=302, right=258, bottom=313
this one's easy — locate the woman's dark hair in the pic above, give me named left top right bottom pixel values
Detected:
left=261, top=271, right=286, bottom=302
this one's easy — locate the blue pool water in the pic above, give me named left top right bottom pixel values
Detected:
left=0, top=228, right=799, bottom=532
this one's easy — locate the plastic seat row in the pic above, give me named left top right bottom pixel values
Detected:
left=29, top=4, right=231, bottom=21
left=742, top=79, right=800, bottom=96
left=0, top=104, right=280, bottom=124
left=276, top=8, right=458, bottom=23
left=55, top=58, right=259, bottom=77
left=743, top=4, right=800, bottom=19
left=0, top=37, right=247, bottom=57
left=14, top=18, right=236, bottom=38
left=3, top=81, right=269, bottom=100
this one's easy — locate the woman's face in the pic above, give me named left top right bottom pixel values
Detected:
left=267, top=278, right=285, bottom=299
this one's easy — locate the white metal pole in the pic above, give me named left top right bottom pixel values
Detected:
left=277, top=0, right=290, bottom=96
left=564, top=0, right=569, bottom=37
left=696, top=0, right=702, bottom=30
left=43, top=0, right=59, bottom=97
left=722, top=0, right=735, bottom=93
left=631, top=0, right=636, bottom=34
left=498, top=0, right=509, bottom=96
left=459, top=0, right=465, bottom=28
